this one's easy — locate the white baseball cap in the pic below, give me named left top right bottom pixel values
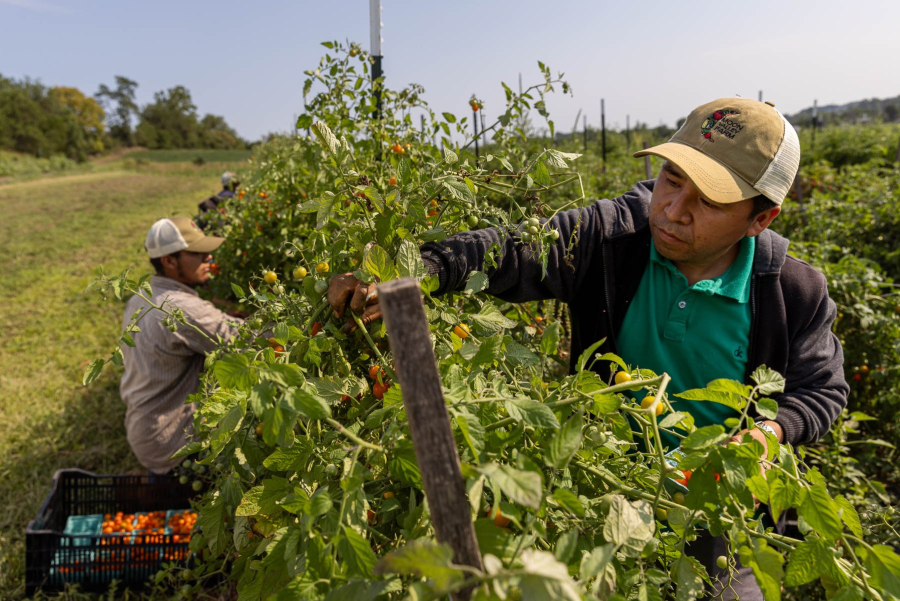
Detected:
left=145, top=217, right=224, bottom=259
left=221, top=171, right=238, bottom=187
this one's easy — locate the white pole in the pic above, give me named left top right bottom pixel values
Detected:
left=369, top=0, right=382, bottom=56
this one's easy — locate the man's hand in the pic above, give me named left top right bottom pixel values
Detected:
left=328, top=273, right=382, bottom=333
left=728, top=421, right=783, bottom=508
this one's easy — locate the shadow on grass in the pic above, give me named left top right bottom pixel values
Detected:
left=0, top=369, right=140, bottom=600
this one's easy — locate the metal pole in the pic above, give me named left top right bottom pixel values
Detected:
left=601, top=99, right=607, bottom=170
left=370, top=0, right=383, bottom=121
left=811, top=99, right=818, bottom=150
left=626, top=114, right=631, bottom=154
left=583, top=114, right=587, bottom=152
left=473, top=106, right=479, bottom=159
left=480, top=112, right=486, bottom=148
left=642, top=141, right=652, bottom=180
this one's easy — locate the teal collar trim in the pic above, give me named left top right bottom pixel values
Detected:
left=650, top=236, right=755, bottom=303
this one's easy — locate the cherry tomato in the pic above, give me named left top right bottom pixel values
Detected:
left=641, top=395, right=665, bottom=416
left=389, top=176, right=397, bottom=186
left=373, top=382, right=389, bottom=399
left=453, top=324, right=470, bottom=339
left=293, top=266, right=307, bottom=279
left=311, top=322, right=323, bottom=336
left=263, top=271, right=278, bottom=284
left=614, top=371, right=632, bottom=385
left=489, top=507, right=510, bottom=528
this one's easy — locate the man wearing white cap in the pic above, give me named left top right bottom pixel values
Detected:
left=330, top=98, right=849, bottom=598
left=120, top=217, right=243, bottom=474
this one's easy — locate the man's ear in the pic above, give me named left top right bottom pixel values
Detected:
left=747, top=207, right=781, bottom=237
left=160, top=254, right=179, bottom=274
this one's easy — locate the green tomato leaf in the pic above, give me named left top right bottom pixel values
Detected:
left=862, top=544, right=900, bottom=600
left=785, top=539, right=831, bottom=587
left=290, top=387, right=331, bottom=420
left=835, top=494, right=864, bottom=538
left=374, top=541, right=463, bottom=590
left=672, top=554, right=705, bottom=601
left=756, top=397, right=779, bottom=420
left=338, top=525, right=377, bottom=578
left=681, top=425, right=728, bottom=450
left=751, top=365, right=786, bottom=396
left=477, top=462, right=543, bottom=509
left=798, top=483, right=843, bottom=542
left=551, top=488, right=585, bottom=518
left=505, top=396, right=560, bottom=430
left=215, top=353, right=256, bottom=390
left=738, top=538, right=784, bottom=601
left=546, top=413, right=582, bottom=468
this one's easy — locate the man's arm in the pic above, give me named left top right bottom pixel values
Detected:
left=176, top=295, right=245, bottom=354
left=773, top=287, right=849, bottom=446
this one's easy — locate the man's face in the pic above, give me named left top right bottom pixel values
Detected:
left=162, top=251, right=213, bottom=287
left=649, top=162, right=779, bottom=268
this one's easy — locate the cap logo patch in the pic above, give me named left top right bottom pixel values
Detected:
left=700, top=109, right=742, bottom=141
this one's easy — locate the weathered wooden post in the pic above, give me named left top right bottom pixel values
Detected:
left=378, top=278, right=483, bottom=600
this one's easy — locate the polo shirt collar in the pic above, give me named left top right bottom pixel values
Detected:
left=650, top=236, right=756, bottom=303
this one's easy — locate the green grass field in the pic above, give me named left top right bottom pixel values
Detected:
left=0, top=166, right=244, bottom=599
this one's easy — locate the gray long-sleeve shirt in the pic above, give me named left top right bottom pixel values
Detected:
left=120, top=275, right=242, bottom=473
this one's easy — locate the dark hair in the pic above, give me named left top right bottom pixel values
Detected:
left=750, top=193, right=778, bottom=218
left=150, top=251, right=181, bottom=275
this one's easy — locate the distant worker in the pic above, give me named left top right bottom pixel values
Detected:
left=120, top=217, right=244, bottom=474
left=196, top=171, right=240, bottom=230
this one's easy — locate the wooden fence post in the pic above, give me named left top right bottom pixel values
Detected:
left=642, top=141, right=652, bottom=180
left=378, top=278, right=483, bottom=600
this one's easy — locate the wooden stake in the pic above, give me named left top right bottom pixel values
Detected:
left=378, top=278, right=483, bottom=600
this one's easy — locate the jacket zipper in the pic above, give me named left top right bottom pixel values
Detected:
left=602, top=242, right=618, bottom=353
left=745, top=274, right=757, bottom=382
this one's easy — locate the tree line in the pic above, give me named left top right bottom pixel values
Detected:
left=0, top=74, right=247, bottom=161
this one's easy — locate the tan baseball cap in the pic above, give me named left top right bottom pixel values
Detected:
left=145, top=217, right=224, bottom=258
left=634, top=97, right=800, bottom=205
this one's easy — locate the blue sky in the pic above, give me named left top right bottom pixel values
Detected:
left=2, top=0, right=898, bottom=141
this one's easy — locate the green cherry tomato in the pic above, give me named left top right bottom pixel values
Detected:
left=655, top=507, right=668, bottom=522
left=191, top=480, right=203, bottom=492
left=527, top=217, right=540, bottom=228
left=716, top=555, right=728, bottom=570
left=673, top=492, right=686, bottom=505
left=550, top=229, right=560, bottom=241
left=325, top=463, right=339, bottom=477
left=182, top=459, right=192, bottom=469
left=314, top=280, right=329, bottom=295
left=467, top=215, right=479, bottom=228
left=178, top=475, right=189, bottom=485
left=521, top=232, right=533, bottom=243
left=527, top=225, right=540, bottom=235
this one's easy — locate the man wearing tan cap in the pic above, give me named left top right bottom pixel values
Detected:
left=120, top=217, right=243, bottom=475
left=330, top=98, right=848, bottom=598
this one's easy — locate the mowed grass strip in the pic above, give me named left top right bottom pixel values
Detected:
left=129, top=149, right=253, bottom=163
left=0, top=171, right=219, bottom=598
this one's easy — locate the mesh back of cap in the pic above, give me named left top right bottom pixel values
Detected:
left=754, top=113, right=800, bottom=204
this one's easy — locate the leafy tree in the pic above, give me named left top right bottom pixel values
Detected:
left=0, top=75, right=100, bottom=160
left=95, top=76, right=139, bottom=146
left=49, top=87, right=106, bottom=153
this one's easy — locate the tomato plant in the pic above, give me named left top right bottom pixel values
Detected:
left=85, top=41, right=900, bottom=600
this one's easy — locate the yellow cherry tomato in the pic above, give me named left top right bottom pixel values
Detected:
left=453, top=324, right=470, bottom=339
left=641, top=395, right=665, bottom=416
left=293, top=266, right=307, bottom=279
left=383, top=491, right=394, bottom=499
left=315, top=261, right=329, bottom=274
left=263, top=271, right=278, bottom=284
left=614, top=371, right=632, bottom=385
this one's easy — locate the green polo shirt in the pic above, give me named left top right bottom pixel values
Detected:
left=618, top=236, right=756, bottom=450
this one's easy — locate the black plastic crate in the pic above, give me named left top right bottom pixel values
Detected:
left=25, top=468, right=197, bottom=596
